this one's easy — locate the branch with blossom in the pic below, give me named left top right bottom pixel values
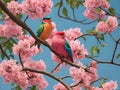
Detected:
left=0, top=0, right=120, bottom=90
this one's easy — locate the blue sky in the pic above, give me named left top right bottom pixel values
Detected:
left=0, top=0, right=120, bottom=90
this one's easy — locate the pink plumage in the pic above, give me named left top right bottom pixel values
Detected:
left=51, top=32, right=73, bottom=62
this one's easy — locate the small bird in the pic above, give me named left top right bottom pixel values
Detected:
left=51, top=31, right=73, bottom=62
left=35, top=17, right=53, bottom=48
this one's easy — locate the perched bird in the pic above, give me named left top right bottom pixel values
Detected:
left=51, top=32, right=73, bottom=62
left=35, top=17, right=53, bottom=48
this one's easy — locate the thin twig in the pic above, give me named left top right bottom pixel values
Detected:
left=91, top=77, right=107, bottom=85
left=19, top=53, right=31, bottom=79
left=86, top=55, right=120, bottom=66
left=51, top=62, right=63, bottom=73
left=0, top=45, right=10, bottom=60
left=60, top=75, right=71, bottom=80
left=58, top=0, right=97, bottom=24
left=24, top=15, right=29, bottom=22
left=111, top=40, right=119, bottom=63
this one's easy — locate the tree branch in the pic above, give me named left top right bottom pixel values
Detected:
left=23, top=67, right=72, bottom=90
left=86, top=55, right=120, bottom=66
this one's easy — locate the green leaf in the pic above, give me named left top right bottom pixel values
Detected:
left=3, top=0, right=11, bottom=3
left=31, top=85, right=37, bottom=90
left=11, top=82, right=15, bottom=87
left=0, top=8, right=3, bottom=14
left=62, top=7, right=68, bottom=17
left=96, top=8, right=101, bottom=14
left=1, top=53, right=5, bottom=60
left=66, top=0, right=71, bottom=4
left=70, top=1, right=78, bottom=9
left=55, top=2, right=62, bottom=8
left=17, top=14, right=22, bottom=19
left=81, top=36, right=86, bottom=41
left=99, top=34, right=104, bottom=41
left=86, top=28, right=96, bottom=34
left=16, top=86, right=22, bottom=90
left=116, top=53, right=120, bottom=59
left=90, top=46, right=100, bottom=56
left=100, top=79, right=105, bottom=88
left=101, top=44, right=107, bottom=47
left=108, top=7, right=115, bottom=15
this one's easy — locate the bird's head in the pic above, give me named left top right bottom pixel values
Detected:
left=43, top=17, right=52, bottom=23
left=55, top=32, right=65, bottom=36
left=54, top=32, right=65, bottom=39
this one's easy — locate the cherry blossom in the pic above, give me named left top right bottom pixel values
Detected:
left=64, top=28, right=82, bottom=41
left=83, top=0, right=110, bottom=20
left=0, top=60, right=28, bottom=89
left=0, top=20, right=23, bottom=38
left=12, top=35, right=39, bottom=59
left=96, top=16, right=118, bottom=33
left=21, top=0, right=53, bottom=19
left=7, top=1, right=22, bottom=15
left=69, top=40, right=88, bottom=61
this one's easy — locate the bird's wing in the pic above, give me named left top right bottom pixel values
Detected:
left=36, top=22, right=44, bottom=37
left=64, top=40, right=73, bottom=62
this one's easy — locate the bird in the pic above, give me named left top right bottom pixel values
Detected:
left=35, top=17, right=53, bottom=48
left=51, top=31, right=73, bottom=62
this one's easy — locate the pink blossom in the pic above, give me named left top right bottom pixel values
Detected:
left=96, top=21, right=110, bottom=33
left=24, top=59, right=48, bottom=90
left=83, top=0, right=100, bottom=8
left=96, top=16, right=118, bottom=33
left=83, top=0, right=110, bottom=20
left=24, top=59, right=46, bottom=70
left=0, top=20, right=23, bottom=38
left=69, top=40, right=88, bottom=61
left=21, top=0, right=53, bottom=19
left=64, top=28, right=82, bottom=41
left=7, top=1, right=22, bottom=15
left=100, top=0, right=110, bottom=9
left=102, top=80, right=118, bottom=90
left=83, top=8, right=105, bottom=20
left=106, top=16, right=118, bottom=31
left=70, top=62, right=98, bottom=88
left=54, top=83, right=67, bottom=90
left=0, top=60, right=28, bottom=89
left=12, top=35, right=39, bottom=59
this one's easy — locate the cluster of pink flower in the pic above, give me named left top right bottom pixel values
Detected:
left=64, top=28, right=88, bottom=61
left=69, top=40, right=88, bottom=61
left=24, top=59, right=48, bottom=90
left=64, top=28, right=82, bottom=41
left=90, top=80, right=117, bottom=90
left=0, top=20, right=23, bottom=38
left=0, top=59, right=48, bottom=90
left=54, top=61, right=117, bottom=90
left=70, top=61, right=98, bottom=88
left=7, top=1, right=22, bottom=15
left=7, top=0, right=53, bottom=19
left=96, top=16, right=118, bottom=33
left=12, top=35, right=39, bottom=59
left=0, top=60, right=28, bottom=89
left=83, top=0, right=110, bottom=20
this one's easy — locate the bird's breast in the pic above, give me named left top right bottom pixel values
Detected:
left=39, top=23, right=53, bottom=40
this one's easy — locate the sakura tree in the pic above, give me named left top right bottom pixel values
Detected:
left=0, top=0, right=119, bottom=90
